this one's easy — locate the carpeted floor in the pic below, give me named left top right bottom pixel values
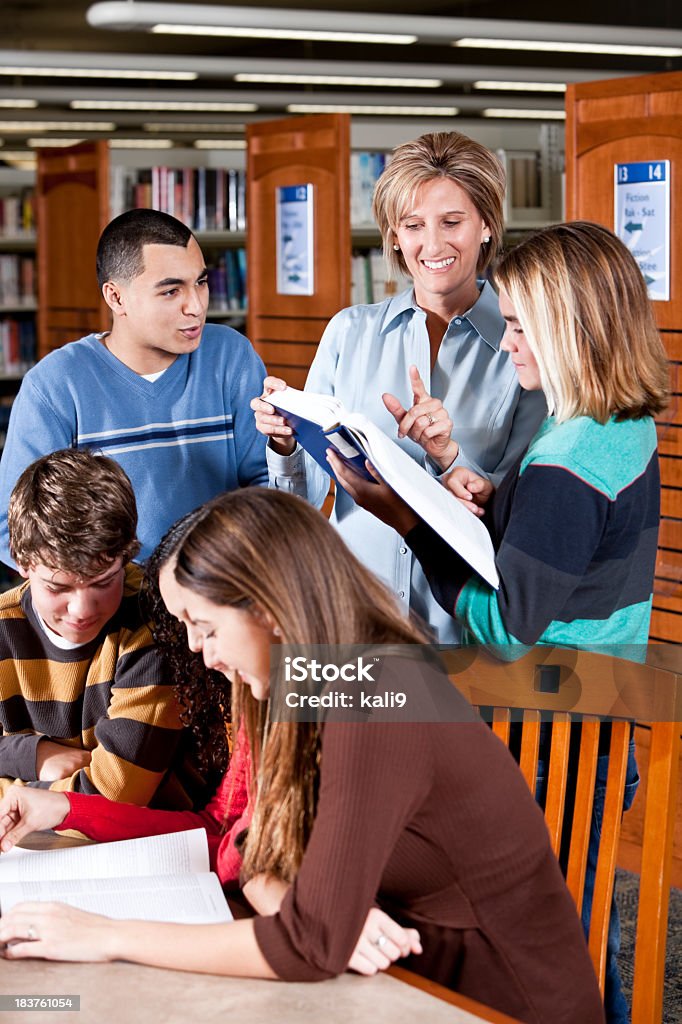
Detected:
left=615, top=869, right=682, bottom=1023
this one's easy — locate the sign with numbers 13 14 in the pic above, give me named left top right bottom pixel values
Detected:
left=614, top=160, right=670, bottom=302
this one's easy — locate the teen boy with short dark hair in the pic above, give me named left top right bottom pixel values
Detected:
left=0, top=208, right=267, bottom=567
left=0, top=448, right=192, bottom=807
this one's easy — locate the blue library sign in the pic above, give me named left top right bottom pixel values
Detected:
left=276, top=184, right=315, bottom=296
left=614, top=161, right=670, bottom=302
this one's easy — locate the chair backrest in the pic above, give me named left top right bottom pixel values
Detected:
left=445, top=645, right=681, bottom=1024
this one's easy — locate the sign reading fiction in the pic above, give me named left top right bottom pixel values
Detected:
left=276, top=184, right=315, bottom=296
left=614, top=160, right=670, bottom=302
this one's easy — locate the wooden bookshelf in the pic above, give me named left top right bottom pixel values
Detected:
left=246, top=113, right=351, bottom=388
left=566, top=70, right=682, bottom=644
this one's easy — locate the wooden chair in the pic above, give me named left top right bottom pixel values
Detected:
left=444, top=645, right=681, bottom=1024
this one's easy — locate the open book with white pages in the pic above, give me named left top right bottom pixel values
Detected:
left=0, top=829, right=232, bottom=924
left=269, top=386, right=499, bottom=590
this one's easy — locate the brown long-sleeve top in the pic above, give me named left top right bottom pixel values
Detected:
left=254, top=659, right=604, bottom=1024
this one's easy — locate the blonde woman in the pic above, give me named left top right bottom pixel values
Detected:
left=252, top=131, right=546, bottom=644
left=0, top=489, right=603, bottom=1024
left=331, top=221, right=669, bottom=1023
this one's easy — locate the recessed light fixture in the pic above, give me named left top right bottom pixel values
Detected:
left=109, top=138, right=174, bottom=148
left=0, top=99, right=39, bottom=109
left=287, top=103, right=459, bottom=116
left=72, top=100, right=258, bottom=112
left=143, top=122, right=246, bottom=133
left=27, top=138, right=84, bottom=147
left=473, top=81, right=566, bottom=93
left=482, top=108, right=566, bottom=119
left=193, top=140, right=247, bottom=149
left=234, top=73, right=441, bottom=88
left=454, top=38, right=682, bottom=57
left=0, top=151, right=36, bottom=168
left=0, top=66, right=197, bottom=80
left=0, top=121, right=116, bottom=132
left=152, top=24, right=416, bottom=44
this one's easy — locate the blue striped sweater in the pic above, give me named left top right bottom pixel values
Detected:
left=0, top=324, right=268, bottom=564
left=407, top=415, right=660, bottom=652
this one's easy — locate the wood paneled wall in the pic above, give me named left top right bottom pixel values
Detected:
left=246, top=114, right=350, bottom=387
left=36, top=141, right=109, bottom=360
left=566, top=71, right=682, bottom=643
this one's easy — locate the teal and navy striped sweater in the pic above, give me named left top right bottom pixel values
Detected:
left=407, top=415, right=660, bottom=651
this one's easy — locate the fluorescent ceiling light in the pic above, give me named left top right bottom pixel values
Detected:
left=0, top=66, right=196, bottom=80
left=87, top=5, right=682, bottom=53
left=474, top=81, right=566, bottom=93
left=0, top=152, right=36, bottom=168
left=194, top=140, right=247, bottom=149
left=482, top=108, right=566, bottom=119
left=0, top=99, right=38, bottom=109
left=234, top=72, right=441, bottom=88
left=72, top=99, right=257, bottom=112
left=454, top=38, right=682, bottom=57
left=153, top=24, right=415, bottom=43
left=0, top=121, right=116, bottom=131
left=28, top=138, right=84, bottom=147
left=143, top=122, right=246, bottom=133
left=287, top=103, right=459, bottom=116
left=109, top=138, right=174, bottom=148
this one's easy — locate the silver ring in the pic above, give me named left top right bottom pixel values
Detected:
left=26, top=925, right=37, bottom=941
left=373, top=933, right=388, bottom=949
left=427, top=413, right=435, bottom=425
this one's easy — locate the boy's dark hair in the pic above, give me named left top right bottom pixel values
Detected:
left=96, top=208, right=193, bottom=289
left=8, top=448, right=140, bottom=575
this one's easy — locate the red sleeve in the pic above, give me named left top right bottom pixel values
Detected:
left=60, top=731, right=252, bottom=885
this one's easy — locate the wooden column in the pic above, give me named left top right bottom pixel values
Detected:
left=566, top=71, right=682, bottom=643
left=246, top=114, right=350, bottom=388
left=36, top=141, right=109, bottom=360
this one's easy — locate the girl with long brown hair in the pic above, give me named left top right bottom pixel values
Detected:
left=0, top=489, right=603, bottom=1024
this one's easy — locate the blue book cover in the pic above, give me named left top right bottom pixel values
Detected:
left=268, top=399, right=376, bottom=485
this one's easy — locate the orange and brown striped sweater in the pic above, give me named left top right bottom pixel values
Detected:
left=0, top=563, right=188, bottom=807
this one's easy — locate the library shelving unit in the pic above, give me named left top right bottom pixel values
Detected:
left=35, top=141, right=250, bottom=360
left=0, top=168, right=38, bottom=380
left=566, top=70, right=682, bottom=647
left=566, top=72, right=682, bottom=1001
left=246, top=113, right=351, bottom=388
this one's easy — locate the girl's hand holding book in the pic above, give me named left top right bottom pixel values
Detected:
left=444, top=467, right=493, bottom=518
left=327, top=451, right=418, bottom=537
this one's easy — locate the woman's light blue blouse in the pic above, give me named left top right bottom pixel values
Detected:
left=267, top=282, right=546, bottom=644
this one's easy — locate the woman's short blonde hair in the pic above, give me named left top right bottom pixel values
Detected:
left=495, top=221, right=669, bottom=423
left=372, top=131, right=506, bottom=279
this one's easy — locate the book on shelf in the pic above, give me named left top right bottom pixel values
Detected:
left=269, top=387, right=499, bottom=589
left=496, top=149, right=542, bottom=212
left=350, top=151, right=387, bottom=227
left=0, top=190, right=35, bottom=236
left=0, top=254, right=36, bottom=307
left=351, top=248, right=412, bottom=305
left=207, top=248, right=247, bottom=312
left=110, top=166, right=247, bottom=234
left=0, top=829, right=232, bottom=925
left=0, top=317, right=36, bottom=374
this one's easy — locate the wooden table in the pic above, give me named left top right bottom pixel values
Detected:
left=2, top=834, right=520, bottom=1024
left=1, top=960, right=520, bottom=1024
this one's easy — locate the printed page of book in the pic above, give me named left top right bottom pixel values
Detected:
left=344, top=414, right=500, bottom=589
left=1, top=871, right=232, bottom=924
left=268, top=386, right=344, bottom=431
left=0, top=829, right=210, bottom=884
